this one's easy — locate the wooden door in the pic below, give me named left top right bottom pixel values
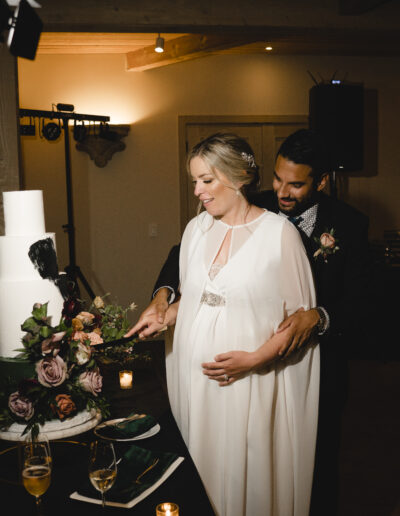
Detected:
left=179, top=116, right=307, bottom=230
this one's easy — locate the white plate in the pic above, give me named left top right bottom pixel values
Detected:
left=94, top=417, right=160, bottom=441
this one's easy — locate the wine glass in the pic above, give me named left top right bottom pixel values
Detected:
left=25, top=433, right=52, bottom=470
left=88, top=440, right=117, bottom=508
left=21, top=438, right=51, bottom=514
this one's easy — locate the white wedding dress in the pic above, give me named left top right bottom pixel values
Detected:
left=165, top=210, right=320, bottom=516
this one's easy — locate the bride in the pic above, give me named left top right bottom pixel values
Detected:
left=137, top=133, right=319, bottom=516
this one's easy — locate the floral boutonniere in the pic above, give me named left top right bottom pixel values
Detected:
left=313, top=229, right=340, bottom=263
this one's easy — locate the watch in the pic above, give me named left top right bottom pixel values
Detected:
left=315, top=307, right=327, bottom=334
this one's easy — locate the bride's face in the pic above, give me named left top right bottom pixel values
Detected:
left=190, top=156, right=240, bottom=219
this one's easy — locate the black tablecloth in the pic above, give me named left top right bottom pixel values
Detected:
left=0, top=342, right=215, bottom=515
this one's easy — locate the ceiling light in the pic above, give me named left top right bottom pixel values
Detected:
left=155, top=33, right=164, bottom=53
left=265, top=46, right=273, bottom=51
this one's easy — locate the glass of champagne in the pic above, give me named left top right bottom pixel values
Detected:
left=21, top=438, right=51, bottom=514
left=25, top=433, right=52, bottom=470
left=88, top=440, right=117, bottom=508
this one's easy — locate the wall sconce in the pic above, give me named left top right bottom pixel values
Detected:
left=75, top=124, right=130, bottom=167
left=155, top=33, right=164, bottom=53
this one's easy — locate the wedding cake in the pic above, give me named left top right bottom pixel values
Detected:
left=0, top=190, right=101, bottom=440
left=0, top=190, right=64, bottom=358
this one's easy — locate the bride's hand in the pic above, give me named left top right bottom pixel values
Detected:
left=202, top=351, right=257, bottom=386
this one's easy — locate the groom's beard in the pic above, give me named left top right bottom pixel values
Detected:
left=275, top=190, right=319, bottom=216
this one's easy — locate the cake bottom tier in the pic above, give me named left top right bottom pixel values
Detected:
left=0, top=409, right=102, bottom=441
left=0, top=278, right=64, bottom=358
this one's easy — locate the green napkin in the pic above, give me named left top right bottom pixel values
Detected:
left=71, top=444, right=184, bottom=507
left=99, top=414, right=157, bottom=439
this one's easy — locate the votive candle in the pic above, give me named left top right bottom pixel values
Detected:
left=156, top=502, right=179, bottom=515
left=119, top=370, right=133, bottom=389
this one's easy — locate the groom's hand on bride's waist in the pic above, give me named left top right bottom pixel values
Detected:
left=276, top=308, right=320, bottom=358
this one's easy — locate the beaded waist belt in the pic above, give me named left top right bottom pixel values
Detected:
left=200, top=290, right=226, bottom=307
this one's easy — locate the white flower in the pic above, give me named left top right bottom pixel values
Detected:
left=93, top=296, right=105, bottom=309
left=75, top=342, right=92, bottom=365
left=129, top=302, right=138, bottom=311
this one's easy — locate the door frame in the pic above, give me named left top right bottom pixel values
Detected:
left=178, top=115, right=308, bottom=232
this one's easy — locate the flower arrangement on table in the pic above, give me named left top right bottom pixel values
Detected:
left=0, top=294, right=140, bottom=438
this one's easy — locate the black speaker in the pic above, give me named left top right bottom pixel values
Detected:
left=309, top=83, right=364, bottom=172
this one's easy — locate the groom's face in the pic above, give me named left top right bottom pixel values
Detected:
left=272, top=155, right=326, bottom=216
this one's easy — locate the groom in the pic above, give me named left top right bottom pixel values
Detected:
left=129, top=129, right=370, bottom=515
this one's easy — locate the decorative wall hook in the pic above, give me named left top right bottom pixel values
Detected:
left=75, top=124, right=130, bottom=167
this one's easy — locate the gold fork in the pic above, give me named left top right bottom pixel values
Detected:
left=115, top=413, right=146, bottom=429
left=135, top=458, right=160, bottom=484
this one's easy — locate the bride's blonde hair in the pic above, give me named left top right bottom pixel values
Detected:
left=186, top=132, right=260, bottom=201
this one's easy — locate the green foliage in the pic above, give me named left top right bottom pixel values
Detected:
left=1, top=295, right=138, bottom=437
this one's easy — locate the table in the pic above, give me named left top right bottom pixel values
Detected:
left=0, top=341, right=215, bottom=515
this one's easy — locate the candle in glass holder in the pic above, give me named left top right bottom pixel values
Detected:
left=119, top=370, right=133, bottom=389
left=156, top=502, right=179, bottom=516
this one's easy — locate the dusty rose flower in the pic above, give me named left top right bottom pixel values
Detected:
left=93, top=296, right=105, bottom=309
left=41, top=331, right=66, bottom=355
left=71, top=318, right=84, bottom=331
left=52, top=394, right=76, bottom=420
left=76, top=311, right=95, bottom=325
left=93, top=327, right=102, bottom=336
left=320, top=232, right=336, bottom=248
left=86, top=331, right=104, bottom=346
left=75, top=342, right=92, bottom=365
left=8, top=391, right=34, bottom=420
left=71, top=330, right=89, bottom=344
left=36, top=355, right=67, bottom=387
left=79, top=369, right=102, bottom=396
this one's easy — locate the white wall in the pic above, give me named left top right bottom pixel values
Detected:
left=18, top=53, right=400, bottom=314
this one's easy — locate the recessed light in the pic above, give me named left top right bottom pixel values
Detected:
left=265, top=46, right=273, bottom=51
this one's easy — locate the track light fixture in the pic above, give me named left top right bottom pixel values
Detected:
left=155, top=33, right=164, bottom=53
left=42, top=121, right=61, bottom=141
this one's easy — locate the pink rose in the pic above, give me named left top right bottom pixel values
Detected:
left=79, top=369, right=103, bottom=396
left=41, top=331, right=66, bottom=355
left=76, top=311, right=95, bottom=325
left=86, top=331, right=104, bottom=346
left=72, top=330, right=89, bottom=344
left=8, top=391, right=34, bottom=420
left=320, top=233, right=336, bottom=248
left=36, top=355, right=67, bottom=387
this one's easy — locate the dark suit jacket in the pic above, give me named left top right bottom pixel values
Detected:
left=153, top=190, right=370, bottom=395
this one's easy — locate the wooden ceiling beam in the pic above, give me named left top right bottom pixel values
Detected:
left=125, top=33, right=262, bottom=72
left=125, top=27, right=400, bottom=71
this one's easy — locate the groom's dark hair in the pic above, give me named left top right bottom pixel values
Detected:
left=277, top=129, right=330, bottom=184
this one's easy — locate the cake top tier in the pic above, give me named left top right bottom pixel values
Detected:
left=3, top=190, right=46, bottom=236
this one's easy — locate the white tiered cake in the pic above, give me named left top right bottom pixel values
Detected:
left=0, top=190, right=101, bottom=440
left=0, top=190, right=64, bottom=358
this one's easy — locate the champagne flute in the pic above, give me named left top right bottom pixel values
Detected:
left=25, top=432, right=52, bottom=470
left=21, top=439, right=51, bottom=515
left=88, top=440, right=117, bottom=508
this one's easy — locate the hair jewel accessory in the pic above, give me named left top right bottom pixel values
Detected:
left=241, top=152, right=256, bottom=168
